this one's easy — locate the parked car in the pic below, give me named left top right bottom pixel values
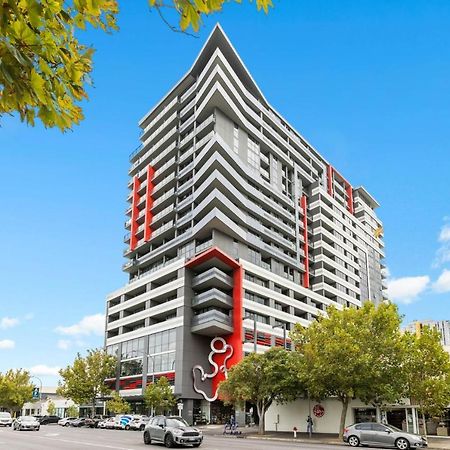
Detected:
left=129, top=415, right=150, bottom=431
left=85, top=416, right=110, bottom=428
left=114, top=415, right=134, bottom=430
left=58, top=417, right=78, bottom=427
left=144, top=416, right=203, bottom=447
left=343, top=422, right=428, bottom=449
left=98, top=417, right=116, bottom=429
left=0, top=412, right=12, bottom=427
left=13, top=416, right=40, bottom=431
left=39, top=415, right=61, bottom=425
left=70, top=417, right=87, bottom=427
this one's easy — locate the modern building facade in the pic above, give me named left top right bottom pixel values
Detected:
left=404, top=320, right=450, bottom=353
left=105, top=25, right=386, bottom=424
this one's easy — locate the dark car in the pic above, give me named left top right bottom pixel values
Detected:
left=144, top=416, right=203, bottom=447
left=85, top=416, right=110, bottom=428
left=70, top=418, right=87, bottom=427
left=343, top=422, right=427, bottom=449
left=38, top=415, right=61, bottom=425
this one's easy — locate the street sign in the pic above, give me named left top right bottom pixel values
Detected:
left=177, top=401, right=183, bottom=413
left=32, top=387, right=40, bottom=400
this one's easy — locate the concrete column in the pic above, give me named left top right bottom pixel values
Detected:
left=181, top=399, right=194, bottom=425
left=235, top=404, right=246, bottom=427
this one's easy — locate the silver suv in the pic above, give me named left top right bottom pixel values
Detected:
left=143, top=416, right=203, bottom=448
left=343, top=422, right=427, bottom=449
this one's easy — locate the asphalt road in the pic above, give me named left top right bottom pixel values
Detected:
left=0, top=425, right=346, bottom=450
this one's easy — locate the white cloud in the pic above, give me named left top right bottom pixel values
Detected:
left=433, top=269, right=450, bottom=293
left=0, top=339, right=15, bottom=349
left=29, top=365, right=61, bottom=377
left=0, top=317, right=19, bottom=329
left=57, top=340, right=71, bottom=350
left=434, top=221, right=450, bottom=267
left=387, top=276, right=430, bottom=304
left=55, top=313, right=104, bottom=337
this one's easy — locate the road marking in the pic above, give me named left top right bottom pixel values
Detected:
left=30, top=434, right=135, bottom=449
left=44, top=433, right=60, bottom=437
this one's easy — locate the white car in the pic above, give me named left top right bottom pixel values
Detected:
left=13, top=416, right=40, bottom=431
left=114, top=414, right=134, bottom=430
left=0, top=412, right=12, bottom=427
left=98, top=417, right=115, bottom=429
left=58, top=417, right=78, bottom=427
left=129, top=415, right=150, bottom=431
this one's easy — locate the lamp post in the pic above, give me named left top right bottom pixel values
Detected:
left=243, top=315, right=257, bottom=353
left=273, top=322, right=287, bottom=349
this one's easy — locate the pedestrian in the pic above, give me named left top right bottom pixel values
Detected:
left=306, top=415, right=313, bottom=436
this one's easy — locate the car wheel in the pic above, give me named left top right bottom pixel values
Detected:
left=164, top=433, right=174, bottom=448
left=395, top=438, right=410, bottom=450
left=65, top=422, right=70, bottom=427
left=348, top=435, right=360, bottom=447
left=140, top=425, right=145, bottom=432
left=143, top=431, right=152, bottom=445
left=125, top=425, right=130, bottom=431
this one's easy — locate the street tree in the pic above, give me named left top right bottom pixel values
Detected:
left=402, top=326, right=450, bottom=436
left=218, top=347, right=305, bottom=435
left=46, top=399, right=56, bottom=416
left=0, top=369, right=33, bottom=414
left=106, top=391, right=131, bottom=415
left=0, top=1, right=272, bottom=131
left=291, top=302, right=406, bottom=439
left=57, top=349, right=116, bottom=417
left=143, top=377, right=176, bottom=415
left=65, top=404, right=79, bottom=418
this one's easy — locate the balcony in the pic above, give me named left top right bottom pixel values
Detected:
left=192, top=267, right=233, bottom=290
left=192, top=288, right=233, bottom=310
left=191, top=309, right=233, bottom=336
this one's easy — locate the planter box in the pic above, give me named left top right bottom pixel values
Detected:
left=437, top=426, right=449, bottom=436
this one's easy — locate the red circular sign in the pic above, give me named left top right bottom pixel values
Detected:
left=313, top=404, right=325, bottom=418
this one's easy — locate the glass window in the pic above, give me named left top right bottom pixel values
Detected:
left=120, top=359, right=143, bottom=377
left=355, top=423, right=373, bottom=430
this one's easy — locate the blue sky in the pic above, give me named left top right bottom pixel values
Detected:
left=1, top=1, right=449, bottom=385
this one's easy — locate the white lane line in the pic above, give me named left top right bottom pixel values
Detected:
left=44, top=433, right=60, bottom=437
left=28, top=434, right=135, bottom=449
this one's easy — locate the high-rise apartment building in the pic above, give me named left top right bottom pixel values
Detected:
left=105, top=25, right=386, bottom=423
left=404, top=320, right=450, bottom=353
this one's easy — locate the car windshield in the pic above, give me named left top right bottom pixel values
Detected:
left=0, top=413, right=11, bottom=418
left=21, top=417, right=35, bottom=422
left=166, top=418, right=189, bottom=428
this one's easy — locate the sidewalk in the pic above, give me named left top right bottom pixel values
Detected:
left=197, top=425, right=450, bottom=449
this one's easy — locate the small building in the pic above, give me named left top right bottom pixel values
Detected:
left=22, top=387, right=76, bottom=417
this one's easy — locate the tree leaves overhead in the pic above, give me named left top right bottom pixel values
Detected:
left=0, top=369, right=33, bottom=413
left=150, top=1, right=274, bottom=33
left=0, top=0, right=118, bottom=131
left=0, top=0, right=272, bottom=131
left=143, top=376, right=176, bottom=414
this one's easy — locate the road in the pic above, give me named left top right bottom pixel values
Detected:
left=0, top=425, right=346, bottom=450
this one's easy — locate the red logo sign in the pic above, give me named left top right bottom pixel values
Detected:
left=313, top=404, right=325, bottom=418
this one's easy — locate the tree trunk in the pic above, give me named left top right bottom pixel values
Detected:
left=339, top=397, right=350, bottom=440
left=257, top=401, right=265, bottom=435
left=421, top=411, right=427, bottom=437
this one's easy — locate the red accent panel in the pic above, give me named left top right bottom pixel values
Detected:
left=346, top=184, right=354, bottom=215
left=130, top=176, right=141, bottom=251
left=301, top=195, right=310, bottom=288
left=327, top=165, right=334, bottom=197
left=185, top=247, right=243, bottom=397
left=144, top=166, right=155, bottom=241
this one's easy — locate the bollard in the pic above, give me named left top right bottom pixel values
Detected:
left=293, top=426, right=297, bottom=438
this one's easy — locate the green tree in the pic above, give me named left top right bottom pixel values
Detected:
left=0, top=369, right=33, bottom=415
left=65, top=404, right=79, bottom=418
left=403, top=327, right=450, bottom=436
left=57, top=348, right=116, bottom=417
left=143, top=377, right=176, bottom=415
left=46, top=399, right=56, bottom=416
left=0, top=1, right=272, bottom=131
left=106, top=391, right=131, bottom=415
left=291, top=302, right=406, bottom=439
left=218, top=347, right=304, bottom=435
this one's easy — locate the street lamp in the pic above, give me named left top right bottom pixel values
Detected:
left=273, top=322, right=287, bottom=350
left=243, top=314, right=257, bottom=353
